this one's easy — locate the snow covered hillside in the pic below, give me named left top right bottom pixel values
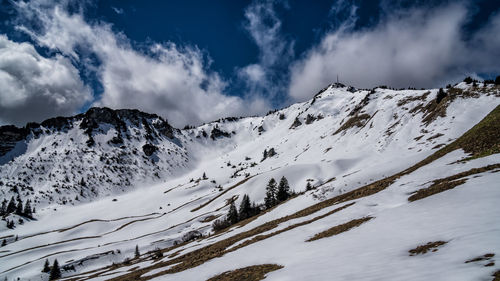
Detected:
left=1, top=81, right=499, bottom=281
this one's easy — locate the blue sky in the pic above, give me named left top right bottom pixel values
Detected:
left=0, top=0, right=499, bottom=127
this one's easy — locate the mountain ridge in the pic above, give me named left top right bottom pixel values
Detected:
left=0, top=81, right=499, bottom=281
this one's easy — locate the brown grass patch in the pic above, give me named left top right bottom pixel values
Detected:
left=408, top=179, right=467, bottom=202
left=200, top=215, right=221, bottom=223
left=408, top=163, right=500, bottom=202
left=397, top=91, right=431, bottom=106
left=307, top=216, right=373, bottom=242
left=409, top=241, right=447, bottom=255
left=427, top=133, right=444, bottom=141
left=333, top=114, right=371, bottom=135
left=419, top=87, right=480, bottom=126
left=206, top=264, right=283, bottom=281
left=493, top=270, right=500, bottom=281
left=465, top=253, right=495, bottom=263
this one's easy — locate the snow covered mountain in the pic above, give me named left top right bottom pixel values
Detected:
left=1, top=81, right=499, bottom=281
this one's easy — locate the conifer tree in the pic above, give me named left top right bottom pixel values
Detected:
left=251, top=202, right=260, bottom=216
left=262, top=149, right=268, bottom=161
left=42, top=259, right=51, bottom=273
left=306, top=182, right=312, bottom=191
left=0, top=199, right=6, bottom=215
left=16, top=200, right=23, bottom=216
left=227, top=201, right=239, bottom=225
left=436, top=88, right=447, bottom=103
left=1, top=239, right=6, bottom=247
left=202, top=172, right=208, bottom=180
left=135, top=245, right=140, bottom=258
left=264, top=178, right=277, bottom=209
left=238, top=194, right=252, bottom=221
left=277, top=176, right=291, bottom=202
left=24, top=200, right=33, bottom=218
left=7, top=197, right=16, bottom=213
left=49, top=259, right=61, bottom=280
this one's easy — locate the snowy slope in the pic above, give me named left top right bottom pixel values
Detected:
left=0, top=82, right=499, bottom=280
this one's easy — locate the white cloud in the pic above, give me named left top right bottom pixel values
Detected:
left=0, top=34, right=91, bottom=126
left=15, top=1, right=267, bottom=127
left=288, top=3, right=500, bottom=101
left=237, top=0, right=293, bottom=98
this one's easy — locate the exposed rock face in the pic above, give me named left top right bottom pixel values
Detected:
left=210, top=127, right=231, bottom=140
left=142, top=143, right=158, bottom=156
left=0, top=107, right=186, bottom=207
left=0, top=126, right=28, bottom=157
left=290, top=117, right=302, bottom=129
left=0, top=107, right=176, bottom=154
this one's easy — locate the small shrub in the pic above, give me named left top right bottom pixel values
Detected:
left=212, top=218, right=231, bottom=232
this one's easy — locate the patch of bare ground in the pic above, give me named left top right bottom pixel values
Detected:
left=427, top=133, right=444, bottom=141
left=333, top=113, right=371, bottom=135
left=401, top=105, right=500, bottom=173
left=413, top=135, right=424, bottom=141
left=420, top=87, right=480, bottom=126
left=408, top=163, right=500, bottom=202
left=307, top=216, right=373, bottom=242
left=206, top=264, right=283, bottom=281
left=465, top=253, right=495, bottom=264
left=397, top=91, right=431, bottom=106
left=200, top=215, right=221, bottom=223
left=408, top=241, right=447, bottom=256
left=191, top=175, right=255, bottom=212
left=493, top=270, right=500, bottom=281
left=408, top=179, right=467, bottom=202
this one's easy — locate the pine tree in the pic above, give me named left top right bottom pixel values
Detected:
left=23, top=199, right=32, bottom=218
left=202, top=172, right=208, bottom=180
left=227, top=201, right=239, bottom=225
left=277, top=176, right=291, bottom=202
left=306, top=182, right=313, bottom=191
left=135, top=245, right=140, bottom=258
left=495, top=75, right=500, bottom=85
left=264, top=178, right=277, bottom=209
left=42, top=259, right=51, bottom=273
left=238, top=194, right=252, bottom=221
left=1, top=239, right=6, bottom=247
left=16, top=200, right=23, bottom=216
left=251, top=202, right=260, bottom=217
left=436, top=88, right=447, bottom=104
left=262, top=149, right=268, bottom=161
left=49, top=259, right=61, bottom=280
left=7, top=197, right=16, bottom=213
left=0, top=199, right=6, bottom=215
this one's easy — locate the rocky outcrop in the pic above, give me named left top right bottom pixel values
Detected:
left=0, top=125, right=28, bottom=157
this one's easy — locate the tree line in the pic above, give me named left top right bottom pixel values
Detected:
left=212, top=176, right=293, bottom=232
